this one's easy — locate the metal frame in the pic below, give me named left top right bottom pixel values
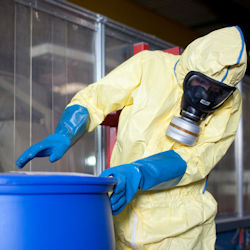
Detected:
left=15, top=0, right=174, bottom=50
left=105, top=19, right=173, bottom=50
left=95, top=15, right=106, bottom=175
left=15, top=0, right=97, bottom=30
left=216, top=215, right=250, bottom=233
left=235, top=81, right=243, bottom=218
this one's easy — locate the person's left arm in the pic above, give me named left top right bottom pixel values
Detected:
left=101, top=89, right=242, bottom=214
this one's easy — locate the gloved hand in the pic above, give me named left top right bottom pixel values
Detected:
left=100, top=164, right=142, bottom=215
left=16, top=104, right=89, bottom=169
left=100, top=150, right=187, bottom=215
left=16, top=134, right=70, bottom=168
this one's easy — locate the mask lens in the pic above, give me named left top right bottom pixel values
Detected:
left=184, top=75, right=234, bottom=111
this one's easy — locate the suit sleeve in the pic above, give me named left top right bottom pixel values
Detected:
left=174, top=89, right=242, bottom=186
left=67, top=51, right=147, bottom=131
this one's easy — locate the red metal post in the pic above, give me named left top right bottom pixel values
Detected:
left=133, top=42, right=149, bottom=55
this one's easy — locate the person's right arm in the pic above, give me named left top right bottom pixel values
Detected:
left=16, top=51, right=147, bottom=168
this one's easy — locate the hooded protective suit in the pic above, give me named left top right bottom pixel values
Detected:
left=66, top=26, right=247, bottom=249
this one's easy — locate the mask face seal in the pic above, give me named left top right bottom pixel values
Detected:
left=166, top=71, right=236, bottom=146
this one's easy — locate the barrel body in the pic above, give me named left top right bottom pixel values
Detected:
left=0, top=173, right=116, bottom=250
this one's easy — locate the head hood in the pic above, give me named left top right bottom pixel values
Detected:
left=175, top=26, right=247, bottom=87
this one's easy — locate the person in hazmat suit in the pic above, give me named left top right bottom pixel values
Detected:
left=17, top=26, right=247, bottom=249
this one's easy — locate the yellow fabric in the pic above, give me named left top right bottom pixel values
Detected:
left=68, top=26, right=247, bottom=249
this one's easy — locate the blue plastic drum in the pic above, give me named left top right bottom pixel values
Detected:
left=0, top=172, right=116, bottom=250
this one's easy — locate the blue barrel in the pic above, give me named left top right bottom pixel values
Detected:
left=0, top=172, right=116, bottom=250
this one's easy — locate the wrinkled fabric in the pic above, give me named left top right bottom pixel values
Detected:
left=67, top=26, right=247, bottom=249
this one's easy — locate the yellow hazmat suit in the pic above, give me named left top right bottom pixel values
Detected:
left=68, top=26, right=247, bottom=249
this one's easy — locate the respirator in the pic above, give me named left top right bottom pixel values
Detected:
left=166, top=71, right=236, bottom=146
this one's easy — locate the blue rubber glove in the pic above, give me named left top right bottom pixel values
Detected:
left=16, top=104, right=89, bottom=169
left=100, top=150, right=187, bottom=215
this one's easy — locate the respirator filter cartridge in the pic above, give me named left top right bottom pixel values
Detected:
left=166, top=116, right=200, bottom=146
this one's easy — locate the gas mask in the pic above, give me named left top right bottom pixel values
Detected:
left=166, top=71, right=236, bottom=146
